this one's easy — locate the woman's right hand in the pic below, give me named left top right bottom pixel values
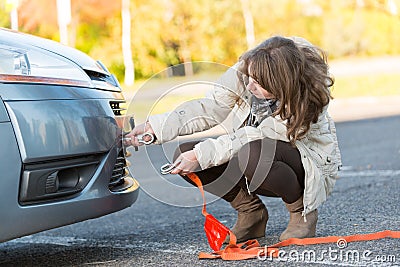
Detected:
left=169, top=150, right=200, bottom=175
left=124, top=121, right=155, bottom=147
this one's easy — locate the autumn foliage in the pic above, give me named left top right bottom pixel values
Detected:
left=1, top=0, right=400, bottom=81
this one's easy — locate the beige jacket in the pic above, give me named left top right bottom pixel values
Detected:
left=148, top=63, right=342, bottom=215
left=149, top=37, right=342, bottom=215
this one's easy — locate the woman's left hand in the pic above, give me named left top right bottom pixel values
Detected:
left=170, top=150, right=200, bottom=176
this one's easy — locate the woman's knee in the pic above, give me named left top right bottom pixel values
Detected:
left=237, top=138, right=276, bottom=179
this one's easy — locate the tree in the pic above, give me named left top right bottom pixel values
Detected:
left=240, top=0, right=255, bottom=49
left=122, top=0, right=134, bottom=85
left=56, top=0, right=71, bottom=45
left=6, top=0, right=19, bottom=30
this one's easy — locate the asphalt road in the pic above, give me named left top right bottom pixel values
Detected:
left=1, top=115, right=399, bottom=266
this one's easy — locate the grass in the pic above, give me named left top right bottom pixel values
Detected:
left=331, top=74, right=400, bottom=99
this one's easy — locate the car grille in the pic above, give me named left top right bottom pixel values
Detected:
left=109, top=149, right=130, bottom=190
left=109, top=100, right=126, bottom=116
left=108, top=100, right=133, bottom=192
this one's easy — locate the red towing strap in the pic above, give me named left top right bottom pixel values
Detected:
left=186, top=173, right=400, bottom=261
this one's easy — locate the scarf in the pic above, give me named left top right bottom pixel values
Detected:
left=246, top=95, right=279, bottom=127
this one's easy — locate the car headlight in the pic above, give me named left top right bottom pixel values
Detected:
left=0, top=45, right=29, bottom=75
left=0, top=43, right=91, bottom=86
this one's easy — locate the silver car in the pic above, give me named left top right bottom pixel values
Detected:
left=0, top=28, right=139, bottom=242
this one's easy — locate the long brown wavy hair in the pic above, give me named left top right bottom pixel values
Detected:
left=237, top=36, right=334, bottom=145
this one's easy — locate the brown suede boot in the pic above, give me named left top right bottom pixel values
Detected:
left=279, top=196, right=318, bottom=241
left=227, top=188, right=268, bottom=243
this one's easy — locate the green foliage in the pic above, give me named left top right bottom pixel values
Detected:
left=0, top=12, right=10, bottom=28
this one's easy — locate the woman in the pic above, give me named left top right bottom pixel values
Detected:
left=125, top=36, right=342, bottom=242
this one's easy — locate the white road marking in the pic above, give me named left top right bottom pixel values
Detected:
left=339, top=168, right=400, bottom=178
left=9, top=235, right=87, bottom=246
left=8, top=236, right=196, bottom=254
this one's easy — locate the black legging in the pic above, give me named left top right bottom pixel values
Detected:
left=173, top=138, right=305, bottom=204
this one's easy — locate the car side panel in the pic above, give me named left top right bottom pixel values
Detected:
left=0, top=122, right=23, bottom=240
left=0, top=96, right=9, bottom=122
